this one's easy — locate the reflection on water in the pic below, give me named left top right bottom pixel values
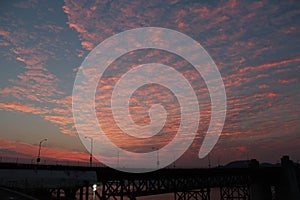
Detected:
left=138, top=188, right=219, bottom=200
left=74, top=188, right=220, bottom=200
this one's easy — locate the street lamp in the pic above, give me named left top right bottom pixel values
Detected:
left=85, top=136, right=93, bottom=167
left=37, top=138, right=47, bottom=164
left=117, top=149, right=120, bottom=168
left=152, top=147, right=159, bottom=169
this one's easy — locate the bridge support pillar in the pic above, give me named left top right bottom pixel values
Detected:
left=79, top=187, right=83, bottom=200
left=174, top=188, right=210, bottom=200
left=250, top=159, right=272, bottom=200
left=85, top=184, right=89, bottom=200
left=276, top=156, right=300, bottom=200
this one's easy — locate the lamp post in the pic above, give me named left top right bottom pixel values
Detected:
left=117, top=149, right=119, bottom=168
left=85, top=136, right=93, bottom=167
left=152, top=147, right=159, bottom=169
left=37, top=138, right=47, bottom=164
left=156, top=148, right=159, bottom=169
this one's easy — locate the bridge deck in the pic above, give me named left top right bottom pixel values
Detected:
left=0, top=158, right=299, bottom=200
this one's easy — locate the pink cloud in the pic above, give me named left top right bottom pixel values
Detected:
left=0, top=138, right=89, bottom=162
left=278, top=78, right=298, bottom=84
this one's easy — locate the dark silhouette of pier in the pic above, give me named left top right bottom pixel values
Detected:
left=0, top=156, right=299, bottom=200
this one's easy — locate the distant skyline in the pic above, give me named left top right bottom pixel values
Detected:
left=0, top=0, right=299, bottom=167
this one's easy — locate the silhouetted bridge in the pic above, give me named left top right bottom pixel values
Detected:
left=0, top=156, right=299, bottom=200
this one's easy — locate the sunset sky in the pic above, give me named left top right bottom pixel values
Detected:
left=0, top=0, right=299, bottom=167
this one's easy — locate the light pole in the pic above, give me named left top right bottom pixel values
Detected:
left=152, top=147, right=159, bottom=169
left=173, top=152, right=176, bottom=168
left=117, top=149, right=119, bottom=168
left=85, top=136, right=93, bottom=167
left=37, top=138, right=47, bottom=164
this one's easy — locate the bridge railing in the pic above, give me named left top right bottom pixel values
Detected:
left=0, top=156, right=104, bottom=168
